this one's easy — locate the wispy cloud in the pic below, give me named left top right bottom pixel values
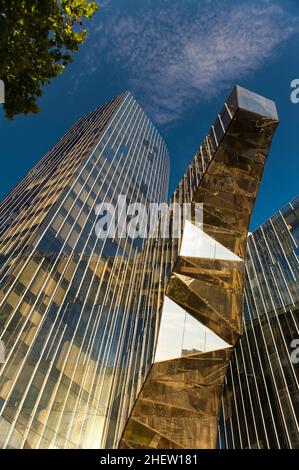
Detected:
left=79, top=0, right=299, bottom=124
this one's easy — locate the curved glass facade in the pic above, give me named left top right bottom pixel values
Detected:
left=0, top=92, right=169, bottom=448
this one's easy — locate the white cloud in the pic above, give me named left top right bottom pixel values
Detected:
left=81, top=0, right=299, bottom=124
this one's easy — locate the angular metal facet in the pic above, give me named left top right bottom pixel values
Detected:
left=121, top=349, right=232, bottom=449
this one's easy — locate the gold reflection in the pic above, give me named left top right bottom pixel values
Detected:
left=120, top=87, right=279, bottom=449
left=120, top=349, right=232, bottom=449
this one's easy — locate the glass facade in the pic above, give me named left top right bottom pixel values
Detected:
left=0, top=92, right=169, bottom=448
left=218, top=197, right=299, bottom=448
left=120, top=86, right=279, bottom=449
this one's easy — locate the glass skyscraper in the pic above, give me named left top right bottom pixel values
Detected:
left=218, top=196, right=299, bottom=448
left=0, top=92, right=169, bottom=448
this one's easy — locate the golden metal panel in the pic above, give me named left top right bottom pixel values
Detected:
left=120, top=349, right=232, bottom=449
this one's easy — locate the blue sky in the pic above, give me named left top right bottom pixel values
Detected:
left=0, top=0, right=299, bottom=230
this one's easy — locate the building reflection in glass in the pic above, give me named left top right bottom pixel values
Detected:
left=0, top=92, right=169, bottom=448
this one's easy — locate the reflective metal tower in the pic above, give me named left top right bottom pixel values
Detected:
left=120, top=86, right=279, bottom=449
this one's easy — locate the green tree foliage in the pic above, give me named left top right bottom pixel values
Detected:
left=0, top=0, right=98, bottom=118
